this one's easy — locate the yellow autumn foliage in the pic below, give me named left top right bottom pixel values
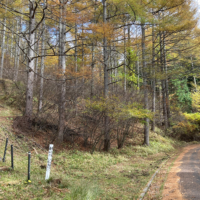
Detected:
left=173, top=121, right=197, bottom=134
left=84, top=97, right=153, bottom=122
left=173, top=112, right=200, bottom=136
left=191, top=85, right=200, bottom=112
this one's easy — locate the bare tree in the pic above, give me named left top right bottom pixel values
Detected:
left=25, top=0, right=36, bottom=118
left=57, top=0, right=67, bottom=143
left=38, top=1, right=46, bottom=112
left=141, top=23, right=149, bottom=146
left=151, top=22, right=156, bottom=132
left=0, top=17, right=6, bottom=79
left=103, top=0, right=110, bottom=151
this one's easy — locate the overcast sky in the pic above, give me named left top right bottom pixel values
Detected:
left=194, top=0, right=200, bottom=11
left=193, top=0, right=200, bottom=26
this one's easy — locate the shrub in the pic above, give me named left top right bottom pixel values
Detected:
left=81, top=96, right=153, bottom=150
left=173, top=112, right=200, bottom=140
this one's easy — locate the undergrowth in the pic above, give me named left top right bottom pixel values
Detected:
left=0, top=100, right=185, bottom=199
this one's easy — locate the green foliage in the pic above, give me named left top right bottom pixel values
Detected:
left=121, top=132, right=176, bottom=157
left=173, top=84, right=200, bottom=138
left=127, top=70, right=138, bottom=84
left=126, top=48, right=138, bottom=65
left=114, top=69, right=142, bottom=88
left=184, top=112, right=200, bottom=123
left=84, top=97, right=153, bottom=122
left=173, top=112, right=200, bottom=138
left=67, top=182, right=101, bottom=200
left=126, top=49, right=143, bottom=86
left=191, top=84, right=200, bottom=112
left=110, top=49, right=142, bottom=88
left=171, top=78, right=192, bottom=111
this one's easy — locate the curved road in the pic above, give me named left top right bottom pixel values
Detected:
left=163, top=144, right=200, bottom=200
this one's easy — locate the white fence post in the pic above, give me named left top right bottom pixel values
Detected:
left=45, top=144, right=54, bottom=180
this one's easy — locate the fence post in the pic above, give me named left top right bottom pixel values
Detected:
left=28, top=152, right=31, bottom=182
left=11, top=145, right=14, bottom=169
left=45, top=144, right=54, bottom=180
left=3, top=138, right=8, bottom=162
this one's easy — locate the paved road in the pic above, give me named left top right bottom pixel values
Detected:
left=163, top=145, right=200, bottom=200
left=178, top=146, right=200, bottom=199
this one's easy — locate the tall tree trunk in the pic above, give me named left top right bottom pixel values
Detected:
left=159, top=82, right=162, bottom=126
left=38, top=12, right=46, bottom=112
left=35, top=31, right=39, bottom=83
left=163, top=32, right=171, bottom=127
left=10, top=21, right=14, bottom=59
left=124, top=25, right=126, bottom=93
left=136, top=27, right=140, bottom=91
left=91, top=0, right=97, bottom=97
left=26, top=20, right=30, bottom=77
left=158, top=12, right=168, bottom=130
left=103, top=0, right=110, bottom=151
left=191, top=56, right=197, bottom=90
left=13, top=19, right=19, bottom=81
left=58, top=0, right=66, bottom=143
left=127, top=24, right=131, bottom=89
left=151, top=23, right=156, bottom=132
left=113, top=44, right=117, bottom=92
left=91, top=43, right=95, bottom=97
left=14, top=15, right=21, bottom=82
left=0, top=17, right=6, bottom=79
left=25, top=0, right=36, bottom=118
left=82, top=23, right=85, bottom=96
left=75, top=22, right=78, bottom=115
left=14, top=38, right=21, bottom=82
left=159, top=30, right=168, bottom=130
left=141, top=23, right=149, bottom=146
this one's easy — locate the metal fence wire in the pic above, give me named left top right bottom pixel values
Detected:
left=0, top=125, right=54, bottom=183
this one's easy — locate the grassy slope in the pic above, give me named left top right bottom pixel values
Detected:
left=0, top=89, right=184, bottom=199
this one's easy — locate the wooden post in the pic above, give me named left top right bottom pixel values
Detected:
left=3, top=138, right=8, bottom=162
left=11, top=145, right=14, bottom=169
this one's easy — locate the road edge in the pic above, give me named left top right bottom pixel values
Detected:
left=138, top=158, right=169, bottom=200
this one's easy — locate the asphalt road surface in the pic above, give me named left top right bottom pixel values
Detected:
left=177, top=146, right=200, bottom=199
left=162, top=145, right=200, bottom=200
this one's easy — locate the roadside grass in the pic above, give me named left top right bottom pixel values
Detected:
left=0, top=97, right=185, bottom=199
left=0, top=103, right=21, bottom=118
left=0, top=126, right=183, bottom=200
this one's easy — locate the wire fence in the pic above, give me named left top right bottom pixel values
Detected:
left=0, top=124, right=54, bottom=183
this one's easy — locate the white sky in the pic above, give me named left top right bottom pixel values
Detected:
left=193, top=0, right=200, bottom=26
left=194, top=0, right=200, bottom=11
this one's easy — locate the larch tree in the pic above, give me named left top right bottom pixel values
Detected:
left=57, top=0, right=67, bottom=143
left=25, top=0, right=37, bottom=118
left=38, top=0, right=47, bottom=112
left=102, top=0, right=110, bottom=151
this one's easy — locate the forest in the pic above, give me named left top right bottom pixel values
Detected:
left=0, top=0, right=200, bottom=152
left=1, top=0, right=200, bottom=199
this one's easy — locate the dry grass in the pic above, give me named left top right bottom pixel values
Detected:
left=0, top=88, right=185, bottom=199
